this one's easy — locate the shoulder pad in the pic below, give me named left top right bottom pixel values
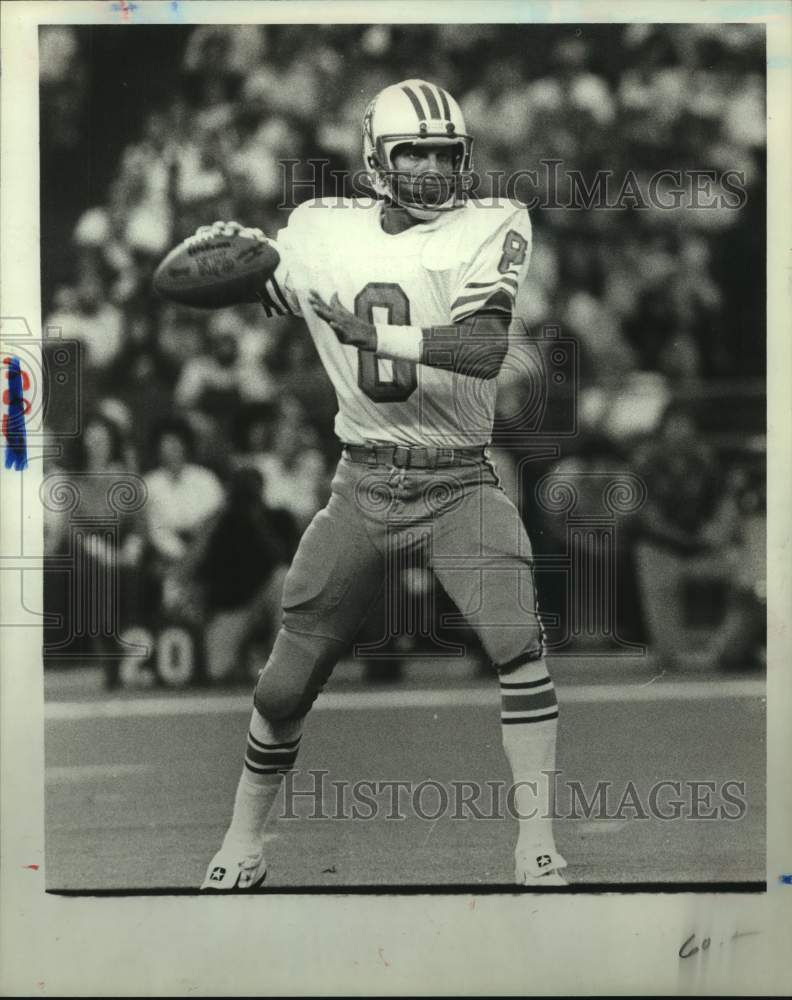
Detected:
left=284, top=196, right=377, bottom=238
left=421, top=198, right=530, bottom=271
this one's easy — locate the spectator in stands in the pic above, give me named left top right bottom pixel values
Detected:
left=174, top=467, right=298, bottom=683
left=630, top=401, right=743, bottom=669
left=45, top=413, right=128, bottom=557
left=154, top=304, right=208, bottom=382
left=212, top=306, right=279, bottom=405
left=44, top=275, right=125, bottom=378
left=241, top=395, right=328, bottom=531
left=174, top=106, right=238, bottom=237
left=110, top=109, right=178, bottom=260
left=174, top=322, right=243, bottom=417
left=182, top=24, right=267, bottom=103
left=43, top=413, right=140, bottom=688
left=705, top=468, right=766, bottom=671
left=140, top=420, right=224, bottom=623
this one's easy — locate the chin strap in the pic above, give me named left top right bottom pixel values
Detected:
left=380, top=195, right=439, bottom=222
left=403, top=204, right=443, bottom=221
left=378, top=169, right=466, bottom=218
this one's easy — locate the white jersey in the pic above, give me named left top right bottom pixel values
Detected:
left=260, top=197, right=532, bottom=447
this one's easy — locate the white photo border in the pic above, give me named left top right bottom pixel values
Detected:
left=1, top=1, right=790, bottom=995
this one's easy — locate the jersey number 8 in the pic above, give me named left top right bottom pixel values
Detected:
left=354, top=283, right=417, bottom=403
left=498, top=229, right=528, bottom=274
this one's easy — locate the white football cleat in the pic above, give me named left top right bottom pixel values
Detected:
left=200, top=845, right=268, bottom=891
left=515, top=849, right=568, bottom=887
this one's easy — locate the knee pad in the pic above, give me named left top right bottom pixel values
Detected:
left=254, top=627, right=344, bottom=722
left=470, top=593, right=546, bottom=670
left=493, top=640, right=545, bottom=677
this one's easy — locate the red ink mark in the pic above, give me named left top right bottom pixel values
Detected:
left=111, top=0, right=138, bottom=19
left=24, top=864, right=39, bottom=870
left=377, top=947, right=390, bottom=967
left=2, top=360, right=30, bottom=391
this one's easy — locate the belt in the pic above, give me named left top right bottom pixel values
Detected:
left=342, top=443, right=487, bottom=469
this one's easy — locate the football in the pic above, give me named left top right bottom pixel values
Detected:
left=153, top=230, right=280, bottom=309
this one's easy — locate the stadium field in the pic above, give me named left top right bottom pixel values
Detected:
left=44, top=664, right=765, bottom=892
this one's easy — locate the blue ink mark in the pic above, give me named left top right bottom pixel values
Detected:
left=780, top=874, right=792, bottom=885
left=4, top=356, right=28, bottom=471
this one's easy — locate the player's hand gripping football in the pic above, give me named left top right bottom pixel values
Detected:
left=188, top=219, right=269, bottom=246
left=308, top=289, right=377, bottom=351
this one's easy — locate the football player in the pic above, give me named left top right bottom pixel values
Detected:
left=200, top=79, right=567, bottom=889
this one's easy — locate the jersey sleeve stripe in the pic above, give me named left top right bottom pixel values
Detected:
left=451, top=302, right=512, bottom=323
left=451, top=287, right=515, bottom=322
left=465, top=275, right=519, bottom=293
left=257, top=287, right=278, bottom=317
left=267, top=276, right=293, bottom=314
left=451, top=283, right=517, bottom=311
left=257, top=278, right=294, bottom=317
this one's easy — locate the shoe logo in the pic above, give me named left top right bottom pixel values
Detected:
left=536, top=854, right=552, bottom=869
left=209, top=866, right=226, bottom=882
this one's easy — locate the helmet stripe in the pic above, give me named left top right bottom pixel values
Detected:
left=401, top=84, right=427, bottom=122
left=436, top=86, right=452, bottom=121
left=419, top=82, right=441, bottom=119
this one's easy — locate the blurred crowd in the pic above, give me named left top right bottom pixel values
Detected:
left=40, top=23, right=766, bottom=682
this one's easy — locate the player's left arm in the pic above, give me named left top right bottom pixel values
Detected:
left=308, top=206, right=531, bottom=380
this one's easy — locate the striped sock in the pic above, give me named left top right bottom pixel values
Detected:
left=499, top=654, right=560, bottom=857
left=223, top=709, right=303, bottom=851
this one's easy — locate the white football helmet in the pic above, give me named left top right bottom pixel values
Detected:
left=362, top=79, right=473, bottom=220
